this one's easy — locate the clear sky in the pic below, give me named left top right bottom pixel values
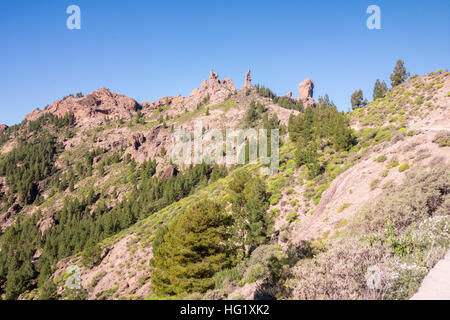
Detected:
left=1, top=0, right=449, bottom=126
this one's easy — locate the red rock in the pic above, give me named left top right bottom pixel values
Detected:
left=25, top=88, right=140, bottom=123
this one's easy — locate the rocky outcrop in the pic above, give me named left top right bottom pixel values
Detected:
left=162, top=165, right=178, bottom=180
left=242, top=70, right=253, bottom=89
left=190, top=70, right=235, bottom=98
left=0, top=124, right=8, bottom=131
left=129, top=133, right=146, bottom=150
left=142, top=96, right=184, bottom=111
left=0, top=202, right=21, bottom=230
left=25, top=88, right=141, bottom=123
left=297, top=78, right=316, bottom=108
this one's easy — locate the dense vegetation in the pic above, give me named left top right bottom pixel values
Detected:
left=255, top=84, right=304, bottom=111
left=0, top=161, right=227, bottom=299
left=151, top=200, right=234, bottom=296
left=288, top=99, right=356, bottom=179
left=150, top=170, right=272, bottom=298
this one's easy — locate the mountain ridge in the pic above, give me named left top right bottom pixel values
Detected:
left=0, top=69, right=449, bottom=301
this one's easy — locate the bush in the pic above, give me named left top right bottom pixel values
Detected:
left=370, top=179, right=380, bottom=190
left=433, top=131, right=450, bottom=147
left=82, top=240, right=102, bottom=268
left=289, top=239, right=393, bottom=300
left=151, top=200, right=234, bottom=297
left=287, top=165, right=450, bottom=300
left=338, top=203, right=352, bottom=213
left=375, top=155, right=387, bottom=163
left=386, top=160, right=399, bottom=169
left=398, top=163, right=410, bottom=172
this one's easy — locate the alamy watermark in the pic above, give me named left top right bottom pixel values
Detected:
left=366, top=265, right=382, bottom=290
left=171, top=121, right=279, bottom=175
left=366, top=5, right=381, bottom=30
left=65, top=265, right=81, bottom=290
left=66, top=5, right=81, bottom=30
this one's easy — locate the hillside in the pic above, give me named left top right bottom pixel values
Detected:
left=0, top=69, right=449, bottom=300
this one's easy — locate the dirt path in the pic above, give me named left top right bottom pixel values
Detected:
left=411, top=250, right=450, bottom=300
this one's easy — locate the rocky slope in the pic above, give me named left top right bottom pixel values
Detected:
left=0, top=69, right=449, bottom=300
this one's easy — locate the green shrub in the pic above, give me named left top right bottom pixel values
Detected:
left=433, top=131, right=450, bottom=147
left=338, top=203, right=352, bottom=213
left=269, top=193, right=282, bottom=205
left=398, top=163, right=410, bottom=172
left=370, top=179, right=380, bottom=190
left=375, top=155, right=387, bottom=163
left=286, top=211, right=298, bottom=223
left=386, top=160, right=399, bottom=169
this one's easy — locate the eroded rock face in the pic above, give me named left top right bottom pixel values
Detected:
left=242, top=70, right=252, bottom=89
left=25, top=88, right=141, bottom=123
left=0, top=124, right=8, bottom=131
left=298, top=78, right=316, bottom=108
left=129, top=133, right=146, bottom=150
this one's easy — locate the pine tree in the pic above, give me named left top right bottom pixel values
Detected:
left=350, top=90, right=368, bottom=110
left=228, top=172, right=271, bottom=257
left=82, top=239, right=102, bottom=268
left=390, top=59, right=410, bottom=87
left=242, top=176, right=270, bottom=252
left=246, top=101, right=258, bottom=124
left=373, top=79, right=388, bottom=100
left=151, top=200, right=234, bottom=296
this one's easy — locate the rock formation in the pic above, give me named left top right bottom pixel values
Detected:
left=142, top=96, right=184, bottom=111
left=242, top=70, right=252, bottom=89
left=129, top=133, right=146, bottom=150
left=297, top=78, right=316, bottom=108
left=0, top=124, right=8, bottom=131
left=25, top=88, right=141, bottom=123
left=190, top=70, right=236, bottom=98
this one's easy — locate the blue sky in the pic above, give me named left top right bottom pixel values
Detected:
left=0, top=0, right=449, bottom=126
